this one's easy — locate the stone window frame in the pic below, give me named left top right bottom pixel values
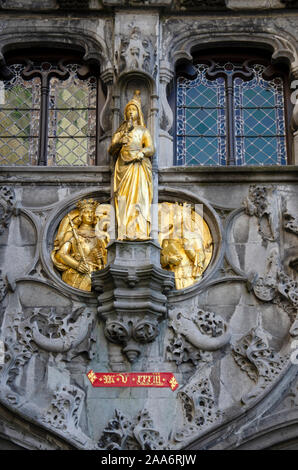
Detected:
left=0, top=46, right=105, bottom=167
left=173, top=49, right=293, bottom=167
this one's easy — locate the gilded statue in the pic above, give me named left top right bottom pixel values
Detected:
left=51, top=199, right=110, bottom=291
left=108, top=90, right=155, bottom=240
left=158, top=203, right=213, bottom=290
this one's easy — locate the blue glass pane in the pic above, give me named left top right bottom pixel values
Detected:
left=242, top=87, right=275, bottom=107
left=179, top=136, right=225, bottom=166
left=242, top=108, right=277, bottom=136
left=177, top=64, right=226, bottom=165
left=236, top=136, right=286, bottom=165
left=185, top=83, right=218, bottom=107
left=184, top=108, right=218, bottom=136
left=234, top=65, right=287, bottom=165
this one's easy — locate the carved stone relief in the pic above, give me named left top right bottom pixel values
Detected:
left=0, top=181, right=297, bottom=450
left=98, top=408, right=167, bottom=450
left=173, top=367, right=222, bottom=445
left=0, top=186, right=15, bottom=236
left=243, top=185, right=281, bottom=242
left=116, top=24, right=157, bottom=77
left=284, top=208, right=298, bottom=236
left=232, top=316, right=287, bottom=404
left=168, top=308, right=230, bottom=361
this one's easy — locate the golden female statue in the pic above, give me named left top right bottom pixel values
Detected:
left=51, top=199, right=108, bottom=291
left=109, top=90, right=155, bottom=240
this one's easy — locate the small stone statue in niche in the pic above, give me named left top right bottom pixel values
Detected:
left=51, top=199, right=110, bottom=291
left=108, top=90, right=155, bottom=241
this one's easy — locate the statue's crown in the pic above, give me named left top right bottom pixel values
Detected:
left=76, top=199, right=99, bottom=212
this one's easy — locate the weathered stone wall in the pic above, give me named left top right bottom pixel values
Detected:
left=0, top=1, right=298, bottom=450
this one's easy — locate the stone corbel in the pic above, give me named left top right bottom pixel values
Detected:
left=92, top=241, right=175, bottom=366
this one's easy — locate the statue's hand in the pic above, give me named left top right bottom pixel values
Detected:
left=92, top=248, right=104, bottom=265
left=77, top=261, right=90, bottom=274
left=134, top=151, right=144, bottom=162
left=169, top=255, right=182, bottom=266
left=120, top=135, right=130, bottom=145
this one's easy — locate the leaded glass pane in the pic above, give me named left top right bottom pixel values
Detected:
left=176, top=64, right=226, bottom=166
left=0, top=64, right=40, bottom=165
left=234, top=65, right=287, bottom=165
left=47, top=64, right=97, bottom=166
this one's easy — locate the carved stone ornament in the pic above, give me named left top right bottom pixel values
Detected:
left=232, top=316, right=286, bottom=404
left=284, top=208, right=298, bottom=236
left=248, top=248, right=298, bottom=311
left=117, top=26, right=156, bottom=76
left=98, top=408, right=167, bottom=450
left=243, top=185, right=280, bottom=242
left=173, top=367, right=222, bottom=444
left=93, top=240, right=175, bottom=364
left=0, top=270, right=7, bottom=303
left=0, top=186, right=15, bottom=235
left=43, top=385, right=85, bottom=432
left=168, top=308, right=230, bottom=366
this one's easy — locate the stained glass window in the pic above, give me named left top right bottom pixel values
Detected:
left=0, top=64, right=40, bottom=165
left=48, top=64, right=97, bottom=166
left=0, top=58, right=98, bottom=166
left=176, top=60, right=288, bottom=166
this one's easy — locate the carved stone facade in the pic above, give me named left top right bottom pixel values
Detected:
left=0, top=1, right=297, bottom=452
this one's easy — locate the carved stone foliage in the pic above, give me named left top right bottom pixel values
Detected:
left=43, top=385, right=85, bottom=432
left=0, top=289, right=95, bottom=401
left=168, top=308, right=230, bottom=365
left=284, top=209, right=298, bottom=236
left=232, top=318, right=286, bottom=404
left=98, top=408, right=167, bottom=450
left=248, top=257, right=298, bottom=320
left=117, top=25, right=156, bottom=76
left=0, top=186, right=15, bottom=236
left=28, top=306, right=95, bottom=359
left=167, top=332, right=211, bottom=366
left=173, top=368, right=221, bottom=444
left=243, top=185, right=280, bottom=242
left=0, top=270, right=7, bottom=303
